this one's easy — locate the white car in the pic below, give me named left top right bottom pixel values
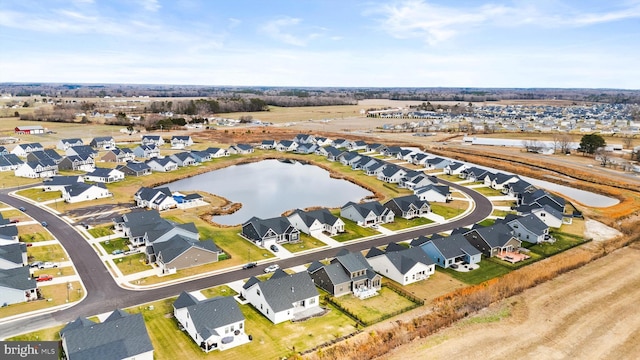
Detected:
left=38, top=262, right=58, bottom=269
left=264, top=264, right=280, bottom=273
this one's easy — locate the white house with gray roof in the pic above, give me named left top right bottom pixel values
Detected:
left=417, top=234, right=481, bottom=269
left=84, top=167, right=125, bottom=183
left=134, top=187, right=177, bottom=211
left=11, top=142, right=44, bottom=157
left=0, top=243, right=27, bottom=269
left=57, top=138, right=84, bottom=150
left=414, top=184, right=451, bottom=203
left=60, top=309, right=154, bottom=360
left=365, top=243, right=435, bottom=285
left=62, top=183, right=112, bottom=203
left=145, top=157, right=178, bottom=172
left=308, top=249, right=381, bottom=299
left=287, top=208, right=345, bottom=236
left=340, top=201, right=394, bottom=228
left=173, top=292, right=249, bottom=352
left=383, top=195, right=430, bottom=219
left=0, top=267, right=37, bottom=306
left=241, top=216, right=300, bottom=248
left=241, top=269, right=321, bottom=324
left=502, top=214, right=550, bottom=244
left=133, top=144, right=160, bottom=159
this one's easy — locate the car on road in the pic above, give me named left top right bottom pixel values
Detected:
left=264, top=264, right=280, bottom=273
left=29, top=261, right=43, bottom=268
left=38, top=262, right=58, bottom=269
left=9, top=219, right=19, bottom=223
left=242, top=262, right=257, bottom=269
left=19, top=207, right=26, bottom=212
left=41, top=221, right=48, bottom=227
left=270, top=244, right=279, bottom=252
left=112, top=249, right=124, bottom=255
left=36, top=274, right=53, bottom=282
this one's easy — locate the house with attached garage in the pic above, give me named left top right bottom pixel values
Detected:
left=204, top=147, right=229, bottom=158
left=42, top=175, right=84, bottom=192
left=500, top=214, right=550, bottom=244
left=114, top=209, right=199, bottom=248
left=11, top=143, right=44, bottom=157
left=56, top=138, right=84, bottom=150
left=0, top=154, right=23, bottom=171
left=134, top=187, right=178, bottom=211
left=116, top=161, right=152, bottom=177
left=27, top=149, right=63, bottom=164
left=410, top=152, right=430, bottom=166
left=293, top=133, right=315, bottom=144
left=260, top=140, right=277, bottom=149
left=308, top=249, right=382, bottom=299
left=0, top=267, right=37, bottom=306
left=0, top=146, right=7, bottom=156
left=443, top=162, right=468, bottom=175
left=276, top=140, right=299, bottom=152
left=347, top=140, right=368, bottom=151
left=0, top=226, right=20, bottom=246
left=338, top=151, right=362, bottom=167
left=133, top=144, right=160, bottom=159
left=414, top=184, right=452, bottom=203
left=502, top=179, right=536, bottom=198
left=287, top=208, right=345, bottom=236
left=90, top=136, right=116, bottom=150
left=459, top=166, right=490, bottom=182
left=14, top=160, right=58, bottom=178
left=241, top=269, right=321, bottom=324
left=351, top=155, right=377, bottom=170
left=365, top=242, right=435, bottom=286
left=228, top=144, right=254, bottom=154
left=332, top=138, right=349, bottom=148
left=241, top=216, right=300, bottom=248
left=463, top=223, right=522, bottom=258
left=489, top=173, right=521, bottom=191
left=340, top=201, right=395, bottom=227
left=295, top=143, right=318, bottom=154
left=141, top=135, right=165, bottom=147
left=399, top=171, right=437, bottom=189
left=190, top=150, right=212, bottom=163
left=65, top=145, right=97, bottom=159
left=171, top=135, right=194, bottom=149
left=377, top=164, right=407, bottom=183
left=381, top=146, right=402, bottom=157
left=150, top=235, right=222, bottom=274
left=518, top=189, right=566, bottom=213
left=169, top=152, right=197, bottom=167
left=366, top=143, right=387, bottom=153
left=0, top=243, right=28, bottom=269
left=146, top=157, right=178, bottom=172
left=416, top=233, right=482, bottom=269
left=529, top=204, right=564, bottom=228
left=173, top=292, right=249, bottom=352
left=364, top=160, right=387, bottom=176
left=101, top=148, right=135, bottom=163
left=315, top=136, right=332, bottom=146
left=60, top=309, right=154, bottom=360
left=62, top=182, right=112, bottom=203
left=383, top=195, right=430, bottom=219
left=424, top=156, right=451, bottom=170
left=322, top=146, right=345, bottom=161
left=84, top=167, right=125, bottom=183
left=397, top=149, right=416, bottom=162
left=58, top=155, right=95, bottom=172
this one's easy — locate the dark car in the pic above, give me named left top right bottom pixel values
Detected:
left=242, top=262, right=257, bottom=270
left=19, top=207, right=26, bottom=212
left=270, top=244, right=279, bottom=252
left=41, top=221, right=48, bottom=227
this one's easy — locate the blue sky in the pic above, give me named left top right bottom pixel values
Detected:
left=1, top=0, right=639, bottom=88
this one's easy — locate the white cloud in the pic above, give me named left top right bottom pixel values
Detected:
left=260, top=16, right=325, bottom=46
left=228, top=17, right=241, bottom=28
left=138, top=0, right=161, bottom=12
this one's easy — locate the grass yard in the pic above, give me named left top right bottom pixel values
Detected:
left=440, top=260, right=511, bottom=285
left=525, top=231, right=587, bottom=257
left=200, top=284, right=238, bottom=298
left=31, top=266, right=76, bottom=278
left=401, top=272, right=467, bottom=304
left=1, top=209, right=29, bottom=222
left=492, top=200, right=517, bottom=207
left=477, top=218, right=496, bottom=227
left=470, top=186, right=505, bottom=197
left=332, top=217, right=380, bottom=242
left=0, top=281, right=82, bottom=320
left=437, top=174, right=464, bottom=182
left=330, top=287, right=417, bottom=324
left=430, top=201, right=467, bottom=219
left=28, top=244, right=68, bottom=262
left=99, top=237, right=130, bottom=254
left=15, top=188, right=62, bottom=202
left=0, top=172, right=40, bottom=189
left=87, top=225, right=115, bottom=238
left=19, top=224, right=54, bottom=242
left=113, top=253, right=150, bottom=275
left=383, top=216, right=434, bottom=231
left=281, top=233, right=327, bottom=253
left=491, top=209, right=516, bottom=218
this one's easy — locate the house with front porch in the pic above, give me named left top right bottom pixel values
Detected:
left=489, top=173, right=521, bottom=191
left=424, top=157, right=451, bottom=170
left=90, top=136, right=116, bottom=150
left=241, top=269, right=320, bottom=324
left=173, top=292, right=249, bottom=352
left=377, top=164, right=407, bottom=183
left=443, top=162, right=468, bottom=175
left=146, top=157, right=178, bottom=172
left=307, top=249, right=381, bottom=299
left=84, top=167, right=125, bottom=183
left=14, top=160, right=58, bottom=178
left=365, top=243, right=435, bottom=286
left=383, top=195, right=430, bottom=219
left=410, top=152, right=430, bottom=166
left=241, top=216, right=300, bottom=248
left=204, top=147, right=229, bottom=158
left=414, top=184, right=452, bottom=202
left=460, top=167, right=490, bottom=182
left=133, top=144, right=160, bottom=159
left=418, top=233, right=482, bottom=269
left=170, top=135, right=194, bottom=149
left=287, top=208, right=345, bottom=236
left=276, top=140, right=299, bottom=152
left=340, top=201, right=394, bottom=227
left=337, top=151, right=362, bottom=167
left=141, top=135, right=165, bottom=147
left=463, top=223, right=522, bottom=258
left=399, top=171, right=437, bottom=189
left=58, top=155, right=95, bottom=172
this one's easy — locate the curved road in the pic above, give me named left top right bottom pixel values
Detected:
left=0, top=180, right=492, bottom=338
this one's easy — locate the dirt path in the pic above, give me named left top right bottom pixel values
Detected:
left=378, top=245, right=640, bottom=360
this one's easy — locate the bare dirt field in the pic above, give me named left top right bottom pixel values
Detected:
left=377, top=244, right=640, bottom=360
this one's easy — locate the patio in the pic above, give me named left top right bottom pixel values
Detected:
left=496, top=251, right=530, bottom=264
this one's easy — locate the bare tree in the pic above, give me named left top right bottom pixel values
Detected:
left=596, top=147, right=612, bottom=167
left=523, top=139, right=543, bottom=153
left=558, top=134, right=573, bottom=154
left=622, top=136, right=634, bottom=149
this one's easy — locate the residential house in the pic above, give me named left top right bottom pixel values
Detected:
left=101, top=148, right=135, bottom=163
left=146, top=157, right=178, bottom=172
left=11, top=143, right=44, bottom=157
left=14, top=160, right=58, bottom=178
left=399, top=172, right=437, bottom=189
left=58, top=155, right=95, bottom=172
left=365, top=243, right=435, bottom=285
left=424, top=157, right=451, bottom=170
left=347, top=140, right=368, bottom=151
left=332, top=139, right=349, bottom=148
left=384, top=195, right=430, bottom=219
left=134, top=187, right=178, bottom=211
left=90, top=136, right=116, bottom=150
left=173, top=292, right=249, bottom=352
left=314, top=137, right=332, bottom=146
left=116, top=161, right=152, bottom=177
left=295, top=143, right=317, bottom=154
left=114, top=210, right=199, bottom=248
left=293, top=134, right=315, bottom=144
left=377, top=164, right=407, bottom=183
left=141, top=135, right=165, bottom=147
left=260, top=140, right=277, bottom=149
left=287, top=208, right=345, bottom=236
left=308, top=249, right=382, bottom=299
left=414, top=184, right=452, bottom=203
left=60, top=309, right=154, bottom=360
left=151, top=235, right=221, bottom=274
left=65, top=145, right=97, bottom=159
left=0, top=154, right=23, bottom=171
left=190, top=150, right=212, bottom=163
left=529, top=204, right=564, bottom=228
left=26, top=149, right=63, bottom=164
left=42, top=176, right=84, bottom=192
left=241, top=269, right=321, bottom=324
left=62, top=183, right=112, bottom=203
left=463, top=223, right=522, bottom=258
left=443, top=162, right=468, bottom=175
left=322, top=146, right=345, bottom=161
left=366, top=143, right=387, bottom=153
left=204, top=147, right=229, bottom=158
left=489, top=173, right=521, bottom=191
left=275, top=140, right=298, bottom=152
left=518, top=189, right=566, bottom=213
left=0, top=267, right=37, bottom=306
left=460, top=166, right=490, bottom=182
left=340, top=201, right=395, bottom=227
left=0, top=146, right=7, bottom=156
left=173, top=192, right=206, bottom=208
left=133, top=144, right=160, bottom=159
left=170, top=152, right=197, bottom=167
left=0, top=243, right=27, bottom=269
left=228, top=144, right=254, bottom=154
left=501, top=214, right=550, bottom=244
left=0, top=227, right=18, bottom=247
left=503, top=179, right=536, bottom=197
left=365, top=161, right=387, bottom=176
left=381, top=146, right=402, bottom=157
left=397, top=149, right=416, bottom=162
left=84, top=167, right=125, bottom=183
left=171, top=135, right=194, bottom=149
left=241, top=216, right=300, bottom=248
left=57, top=138, right=84, bottom=150
left=410, top=152, right=430, bottom=166
left=338, top=151, right=362, bottom=167
left=417, top=234, right=482, bottom=268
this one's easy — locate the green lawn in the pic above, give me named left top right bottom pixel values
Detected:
left=88, top=225, right=115, bottom=238
left=15, top=188, right=62, bottom=202
left=99, top=237, right=130, bottom=254
left=437, top=174, right=464, bottom=182
left=281, top=233, right=327, bottom=253
left=28, top=244, right=68, bottom=262
left=330, top=287, right=417, bottom=324
left=113, top=253, right=151, bottom=275
left=332, top=217, right=380, bottom=242
left=477, top=218, right=496, bottom=227
left=491, top=209, right=516, bottom=218
left=430, top=202, right=466, bottom=219
left=439, top=260, right=511, bottom=285
left=0, top=281, right=83, bottom=320
left=383, top=216, right=434, bottom=231
left=200, top=284, right=238, bottom=298
left=471, top=186, right=505, bottom=197
left=19, top=225, right=54, bottom=242
left=524, top=231, right=587, bottom=257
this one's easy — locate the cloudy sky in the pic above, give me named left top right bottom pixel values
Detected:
left=1, top=0, right=638, bottom=88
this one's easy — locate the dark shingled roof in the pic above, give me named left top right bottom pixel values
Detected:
left=249, top=270, right=318, bottom=313
left=174, top=292, right=244, bottom=341
left=0, top=266, right=36, bottom=291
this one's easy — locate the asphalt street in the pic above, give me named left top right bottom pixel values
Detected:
left=0, top=179, right=492, bottom=339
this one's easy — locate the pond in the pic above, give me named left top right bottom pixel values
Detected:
left=165, top=159, right=373, bottom=225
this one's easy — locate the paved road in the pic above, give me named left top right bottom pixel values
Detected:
left=0, top=180, right=491, bottom=339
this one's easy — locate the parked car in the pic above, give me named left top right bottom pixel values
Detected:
left=112, top=249, right=124, bottom=255
left=270, top=244, right=279, bottom=252
left=9, top=219, right=19, bottom=223
left=29, top=261, right=43, bottom=268
left=36, top=274, right=53, bottom=282
left=264, top=264, right=280, bottom=273
left=38, top=262, right=58, bottom=269
left=242, top=262, right=257, bottom=270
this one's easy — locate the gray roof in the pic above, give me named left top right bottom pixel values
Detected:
left=0, top=225, right=18, bottom=240
left=43, top=175, right=83, bottom=186
left=290, top=208, right=340, bottom=227
left=384, top=194, right=429, bottom=212
left=60, top=310, right=153, bottom=360
left=64, top=182, right=107, bottom=197
left=425, top=234, right=481, bottom=259
left=243, top=216, right=295, bottom=239
left=153, top=236, right=219, bottom=263
left=85, top=167, right=117, bottom=178
left=503, top=214, right=549, bottom=236
left=174, top=292, right=244, bottom=341
left=333, top=249, right=372, bottom=274
left=385, top=247, right=434, bottom=274
left=0, top=243, right=26, bottom=265
left=0, top=266, right=35, bottom=291
left=253, top=270, right=318, bottom=313
left=466, top=223, right=517, bottom=248
left=342, top=201, right=388, bottom=218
